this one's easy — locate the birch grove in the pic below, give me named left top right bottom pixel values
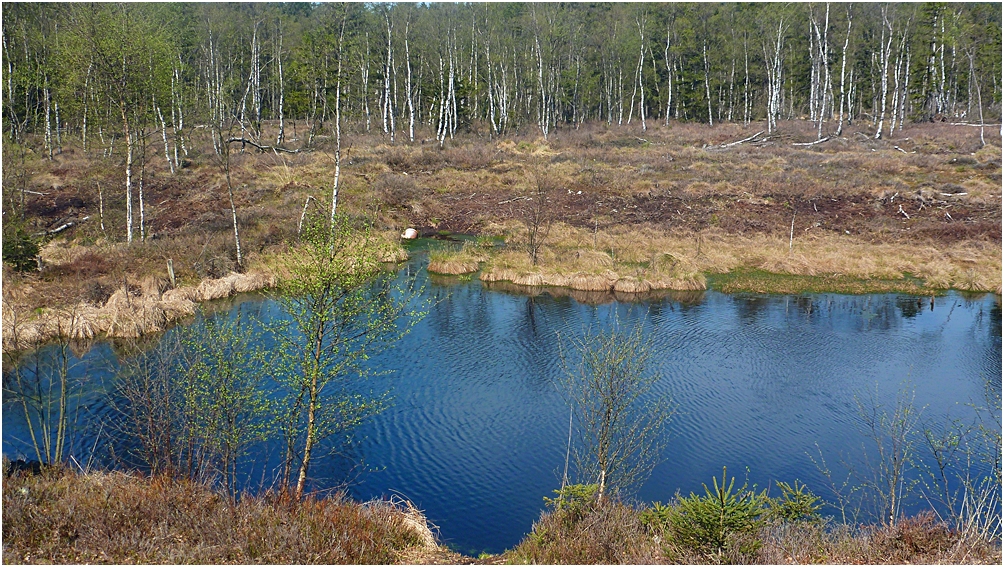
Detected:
left=1, top=1, right=999, bottom=195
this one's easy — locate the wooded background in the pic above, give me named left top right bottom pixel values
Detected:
left=3, top=2, right=1001, bottom=153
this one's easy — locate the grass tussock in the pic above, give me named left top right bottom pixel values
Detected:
left=427, top=241, right=489, bottom=275
left=1, top=270, right=275, bottom=350
left=1, top=465, right=441, bottom=565
left=478, top=221, right=1001, bottom=295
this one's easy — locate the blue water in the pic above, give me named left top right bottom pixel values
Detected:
left=3, top=254, right=1000, bottom=554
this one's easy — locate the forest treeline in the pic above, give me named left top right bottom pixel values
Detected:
left=3, top=2, right=1001, bottom=153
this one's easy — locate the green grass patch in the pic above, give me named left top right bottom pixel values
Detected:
left=706, top=269, right=944, bottom=295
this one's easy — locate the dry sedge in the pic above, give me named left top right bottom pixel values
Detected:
left=427, top=241, right=488, bottom=275
left=479, top=221, right=1000, bottom=295
left=1, top=270, right=275, bottom=350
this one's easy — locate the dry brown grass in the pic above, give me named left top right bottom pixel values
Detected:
left=1, top=270, right=275, bottom=350
left=1, top=465, right=441, bottom=565
left=754, top=513, right=1001, bottom=565
left=427, top=241, right=488, bottom=275
left=478, top=221, right=1001, bottom=294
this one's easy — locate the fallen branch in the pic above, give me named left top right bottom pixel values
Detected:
left=225, top=137, right=300, bottom=154
left=948, top=122, right=1001, bottom=127
left=497, top=196, right=529, bottom=205
left=23, top=189, right=47, bottom=196
left=793, top=136, right=831, bottom=147
left=898, top=204, right=910, bottom=219
left=719, top=130, right=764, bottom=148
left=37, top=216, right=90, bottom=236
left=940, top=192, right=967, bottom=197
left=893, top=145, right=909, bottom=154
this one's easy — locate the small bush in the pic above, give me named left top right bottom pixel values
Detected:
left=543, top=483, right=598, bottom=518
left=83, top=280, right=114, bottom=305
left=510, top=497, right=661, bottom=564
left=666, top=467, right=768, bottom=557
left=373, top=173, right=420, bottom=207
left=766, top=480, right=823, bottom=524
left=43, top=251, right=111, bottom=279
left=870, top=511, right=956, bottom=559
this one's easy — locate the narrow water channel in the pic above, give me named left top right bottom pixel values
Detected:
left=3, top=252, right=1000, bottom=554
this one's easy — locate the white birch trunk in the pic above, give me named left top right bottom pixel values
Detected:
left=276, top=23, right=285, bottom=146
left=743, top=36, right=750, bottom=126
left=83, top=64, right=91, bottom=152
left=44, top=81, right=53, bottom=159
left=875, top=8, right=893, bottom=139
left=836, top=12, right=851, bottom=136
left=665, top=29, right=673, bottom=125
left=617, top=65, right=624, bottom=125
left=54, top=100, right=61, bottom=154
left=405, top=18, right=415, bottom=142
left=637, top=17, right=646, bottom=131
left=158, top=106, right=174, bottom=174
left=122, top=110, right=133, bottom=245
left=703, top=42, right=713, bottom=127
left=331, top=16, right=346, bottom=227
left=382, top=10, right=392, bottom=136
left=899, top=42, right=910, bottom=130
left=363, top=33, right=371, bottom=132
left=138, top=131, right=145, bottom=241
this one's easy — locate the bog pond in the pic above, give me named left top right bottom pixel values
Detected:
left=3, top=250, right=1001, bottom=555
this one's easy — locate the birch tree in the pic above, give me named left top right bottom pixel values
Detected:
left=875, top=6, right=894, bottom=139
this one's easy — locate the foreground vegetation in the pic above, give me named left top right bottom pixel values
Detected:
left=4, top=464, right=999, bottom=565
left=506, top=487, right=1001, bottom=564
left=1, top=463, right=451, bottom=565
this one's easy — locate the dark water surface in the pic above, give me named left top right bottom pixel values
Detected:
left=4, top=254, right=1001, bottom=554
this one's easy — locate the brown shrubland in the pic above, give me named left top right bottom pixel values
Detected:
left=3, top=119, right=999, bottom=350
left=1, top=465, right=446, bottom=565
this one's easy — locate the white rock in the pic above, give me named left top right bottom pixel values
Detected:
left=402, top=228, right=419, bottom=239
